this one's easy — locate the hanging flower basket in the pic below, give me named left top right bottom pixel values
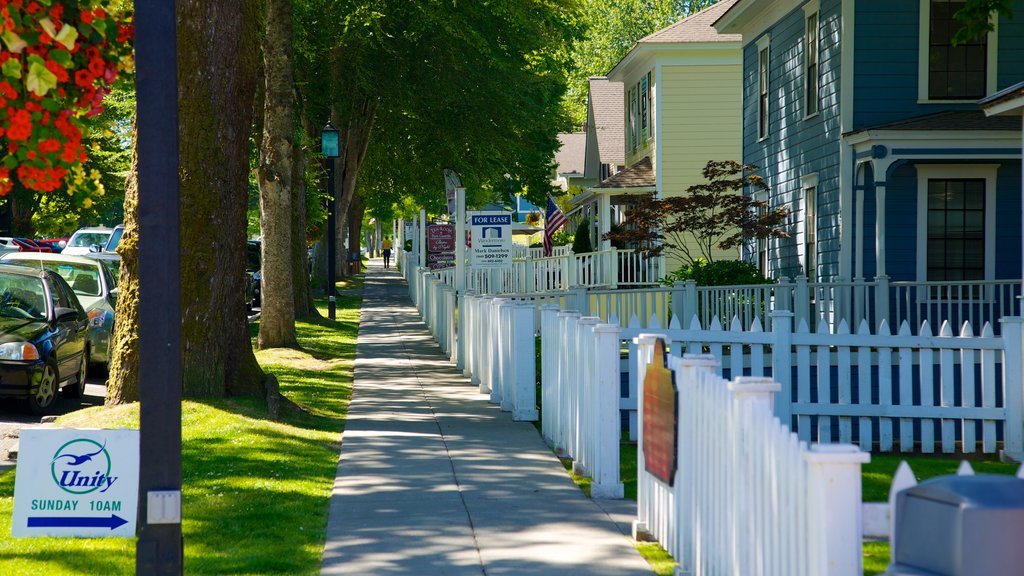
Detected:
left=0, top=0, right=133, bottom=196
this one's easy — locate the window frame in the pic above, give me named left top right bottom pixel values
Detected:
left=800, top=174, right=819, bottom=281
left=918, top=0, right=998, bottom=103
left=757, top=35, right=771, bottom=141
left=914, top=164, right=997, bottom=283
left=803, top=2, right=820, bottom=118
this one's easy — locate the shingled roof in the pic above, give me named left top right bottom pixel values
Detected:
left=639, top=0, right=742, bottom=44
left=588, top=77, right=625, bottom=166
left=852, top=110, right=1021, bottom=133
left=555, top=132, right=586, bottom=175
left=595, top=157, right=655, bottom=189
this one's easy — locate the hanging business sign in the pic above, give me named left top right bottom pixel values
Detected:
left=469, top=212, right=512, bottom=269
left=642, top=340, right=678, bottom=486
left=12, top=428, right=140, bottom=538
left=427, top=224, right=455, bottom=269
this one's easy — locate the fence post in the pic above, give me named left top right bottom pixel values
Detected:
left=553, top=311, right=580, bottom=453
left=490, top=298, right=509, bottom=404
left=793, top=276, right=809, bottom=329
left=574, top=316, right=602, bottom=465
left=775, top=276, right=793, bottom=312
left=592, top=322, right=625, bottom=498
left=682, top=280, right=698, bottom=326
left=572, top=286, right=590, bottom=316
left=567, top=252, right=577, bottom=288
left=874, top=275, right=890, bottom=333
left=803, top=444, right=870, bottom=576
left=478, top=297, right=494, bottom=393
left=1001, top=317, right=1024, bottom=455
left=771, top=310, right=794, bottom=426
left=499, top=300, right=517, bottom=412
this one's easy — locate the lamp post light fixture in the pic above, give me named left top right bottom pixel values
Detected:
left=322, top=122, right=341, bottom=320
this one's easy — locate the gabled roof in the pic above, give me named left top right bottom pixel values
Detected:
left=554, top=132, right=586, bottom=175
left=850, top=110, right=1021, bottom=134
left=595, top=157, right=655, bottom=189
left=640, top=0, right=742, bottom=44
left=979, top=80, right=1024, bottom=116
left=588, top=77, right=625, bottom=165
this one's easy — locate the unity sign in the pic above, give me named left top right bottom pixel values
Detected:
left=11, top=428, right=139, bottom=538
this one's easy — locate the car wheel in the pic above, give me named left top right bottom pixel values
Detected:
left=64, top=351, right=88, bottom=398
left=28, top=360, right=59, bottom=415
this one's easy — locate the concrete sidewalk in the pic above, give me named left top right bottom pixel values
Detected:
left=320, top=261, right=652, bottom=575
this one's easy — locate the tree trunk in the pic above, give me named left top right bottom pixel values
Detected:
left=9, top=186, right=35, bottom=237
left=106, top=140, right=140, bottom=404
left=348, top=196, right=365, bottom=270
left=178, top=0, right=263, bottom=396
left=256, top=0, right=297, bottom=348
left=291, top=140, right=317, bottom=317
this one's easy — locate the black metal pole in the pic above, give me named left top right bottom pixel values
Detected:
left=327, top=158, right=336, bottom=319
left=135, top=0, right=183, bottom=574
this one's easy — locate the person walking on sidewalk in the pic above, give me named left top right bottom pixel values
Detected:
left=382, top=236, right=392, bottom=268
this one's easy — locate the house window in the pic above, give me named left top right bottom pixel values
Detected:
left=627, top=87, right=637, bottom=150
left=752, top=190, right=770, bottom=276
left=802, top=182, right=817, bottom=281
left=804, top=11, right=819, bottom=116
left=640, top=76, right=648, bottom=141
left=757, top=36, right=770, bottom=140
left=926, top=179, right=985, bottom=281
left=647, top=71, right=654, bottom=139
left=925, top=0, right=990, bottom=100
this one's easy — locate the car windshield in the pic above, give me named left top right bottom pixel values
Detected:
left=45, top=262, right=102, bottom=297
left=68, top=232, right=111, bottom=248
left=105, top=228, right=123, bottom=252
left=0, top=274, right=47, bottom=320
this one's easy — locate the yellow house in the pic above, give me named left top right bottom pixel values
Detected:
left=574, top=0, right=743, bottom=270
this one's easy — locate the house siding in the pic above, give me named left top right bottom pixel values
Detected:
left=855, top=0, right=1024, bottom=130
left=881, top=160, right=1022, bottom=282
left=742, top=0, right=844, bottom=281
left=660, top=63, right=743, bottom=266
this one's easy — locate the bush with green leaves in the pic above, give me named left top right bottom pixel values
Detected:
left=571, top=217, right=593, bottom=254
left=664, top=258, right=772, bottom=287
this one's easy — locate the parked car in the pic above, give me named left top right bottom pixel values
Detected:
left=63, top=226, right=114, bottom=256
left=35, top=238, right=68, bottom=252
left=2, top=253, right=117, bottom=370
left=92, top=224, right=123, bottom=254
left=247, top=240, right=261, bottom=311
left=12, top=238, right=54, bottom=252
left=0, top=264, right=89, bottom=414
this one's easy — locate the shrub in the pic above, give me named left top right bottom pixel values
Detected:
left=571, top=217, right=593, bottom=254
left=664, top=258, right=772, bottom=287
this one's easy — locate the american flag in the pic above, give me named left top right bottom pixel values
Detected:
left=544, top=195, right=567, bottom=256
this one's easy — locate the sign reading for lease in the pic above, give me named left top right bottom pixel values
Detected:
left=470, top=212, right=512, bottom=269
left=12, top=428, right=139, bottom=538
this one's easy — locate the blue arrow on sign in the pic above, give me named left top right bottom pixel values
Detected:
left=27, top=515, right=128, bottom=530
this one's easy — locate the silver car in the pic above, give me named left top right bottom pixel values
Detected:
left=0, top=252, right=117, bottom=368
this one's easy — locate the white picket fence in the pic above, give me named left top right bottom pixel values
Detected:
left=617, top=311, right=1024, bottom=455
left=634, top=343, right=869, bottom=576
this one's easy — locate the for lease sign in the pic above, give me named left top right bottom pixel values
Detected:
left=12, top=428, right=139, bottom=538
left=470, top=212, right=511, bottom=269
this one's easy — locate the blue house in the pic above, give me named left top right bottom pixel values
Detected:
left=714, top=0, right=1022, bottom=299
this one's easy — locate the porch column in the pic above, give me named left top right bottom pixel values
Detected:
left=871, top=157, right=894, bottom=279
left=598, top=192, right=612, bottom=251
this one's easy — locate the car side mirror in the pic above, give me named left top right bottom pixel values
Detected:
left=54, top=307, right=79, bottom=323
left=89, top=244, right=101, bottom=253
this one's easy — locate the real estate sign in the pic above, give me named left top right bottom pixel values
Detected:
left=12, top=428, right=140, bottom=538
left=470, top=212, right=512, bottom=269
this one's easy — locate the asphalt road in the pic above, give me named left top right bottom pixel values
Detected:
left=0, top=375, right=107, bottom=471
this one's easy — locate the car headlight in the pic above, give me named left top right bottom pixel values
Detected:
left=0, top=342, right=40, bottom=361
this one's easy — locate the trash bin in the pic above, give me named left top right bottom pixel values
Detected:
left=887, top=474, right=1024, bottom=575
left=348, top=252, right=361, bottom=274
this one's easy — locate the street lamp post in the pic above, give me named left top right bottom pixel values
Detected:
left=322, top=122, right=341, bottom=320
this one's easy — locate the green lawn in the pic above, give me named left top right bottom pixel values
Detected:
left=0, top=296, right=360, bottom=575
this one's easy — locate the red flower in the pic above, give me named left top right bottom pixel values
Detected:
left=0, top=82, right=17, bottom=100
left=6, top=109, right=32, bottom=141
left=74, top=69, right=94, bottom=88
left=80, top=8, right=93, bottom=24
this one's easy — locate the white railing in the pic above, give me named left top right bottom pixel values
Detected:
left=634, top=344, right=868, bottom=576
left=620, top=312, right=1024, bottom=455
